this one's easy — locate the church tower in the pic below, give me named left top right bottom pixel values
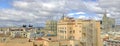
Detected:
left=102, top=10, right=115, bottom=33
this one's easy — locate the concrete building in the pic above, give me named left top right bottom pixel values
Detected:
left=45, top=20, right=57, bottom=36
left=0, top=15, right=103, bottom=46
left=101, top=11, right=115, bottom=33
left=80, top=20, right=102, bottom=46
left=57, top=16, right=102, bottom=46
left=8, top=27, right=38, bottom=38
left=101, top=31, right=120, bottom=46
left=9, top=28, right=27, bottom=38
left=0, top=27, right=10, bottom=37
left=105, top=40, right=120, bottom=46
left=115, top=25, right=120, bottom=31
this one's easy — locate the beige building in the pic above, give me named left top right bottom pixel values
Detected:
left=37, top=37, right=82, bottom=46
left=9, top=28, right=27, bottom=38
left=0, top=27, right=10, bottom=37
left=0, top=16, right=102, bottom=46
left=57, top=16, right=102, bottom=46
left=34, top=37, right=60, bottom=46
left=0, top=37, right=60, bottom=46
left=0, top=37, right=33, bottom=46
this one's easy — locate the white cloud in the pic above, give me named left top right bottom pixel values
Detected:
left=42, top=3, right=56, bottom=9
left=99, top=0, right=120, bottom=16
left=68, top=12, right=86, bottom=16
left=99, top=0, right=120, bottom=25
left=84, top=2, right=104, bottom=14
left=13, top=1, right=29, bottom=8
left=76, top=12, right=86, bottom=14
left=79, top=16, right=86, bottom=19
left=78, top=15, right=101, bottom=20
left=0, top=0, right=110, bottom=27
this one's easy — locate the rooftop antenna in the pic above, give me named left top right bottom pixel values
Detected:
left=61, top=13, right=66, bottom=20
left=104, top=9, right=107, bottom=16
left=63, top=13, right=65, bottom=17
left=102, top=9, right=108, bottom=20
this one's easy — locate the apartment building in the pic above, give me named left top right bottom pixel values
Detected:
left=57, top=16, right=102, bottom=46
left=45, top=20, right=57, bottom=35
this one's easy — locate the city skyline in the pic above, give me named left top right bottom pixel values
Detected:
left=0, top=0, right=120, bottom=46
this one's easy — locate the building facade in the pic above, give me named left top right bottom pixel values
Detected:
left=45, top=20, right=57, bottom=35
left=57, top=16, right=102, bottom=46
left=101, top=11, right=115, bottom=33
left=80, top=20, right=101, bottom=46
left=105, top=40, right=120, bottom=46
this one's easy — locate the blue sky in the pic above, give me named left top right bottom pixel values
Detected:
left=0, top=0, right=13, bottom=8
left=83, top=0, right=98, bottom=2
left=0, top=0, right=97, bottom=10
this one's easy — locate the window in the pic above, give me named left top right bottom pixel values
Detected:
left=75, top=44, right=79, bottom=46
left=79, top=31, right=81, bottom=33
left=23, top=34, right=25, bottom=35
left=69, top=36, right=74, bottom=40
left=34, top=45, right=37, bottom=46
left=69, top=27, right=72, bottom=29
left=73, top=30, right=75, bottom=33
left=48, top=38, right=51, bottom=40
left=60, top=36, right=64, bottom=39
left=40, top=44, right=43, bottom=46
left=70, top=31, right=72, bottom=33
left=60, top=30, right=66, bottom=33
left=21, top=29, right=23, bottom=31
left=60, top=30, right=64, bottom=33
left=64, top=27, right=66, bottom=29
left=64, top=31, right=66, bottom=33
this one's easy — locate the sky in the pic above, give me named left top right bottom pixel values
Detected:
left=0, top=0, right=120, bottom=27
